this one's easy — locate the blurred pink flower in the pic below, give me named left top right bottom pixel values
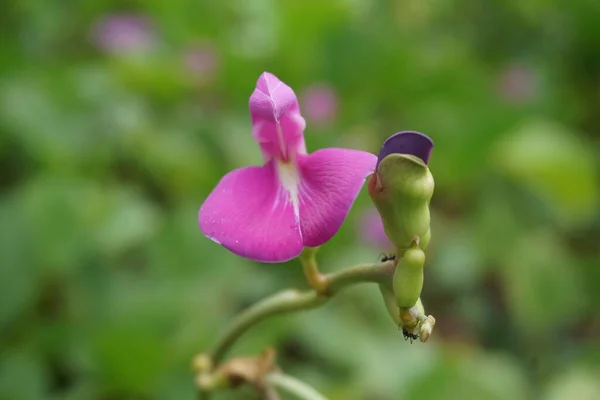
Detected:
left=92, top=14, right=156, bottom=54
left=199, top=72, right=376, bottom=262
left=358, top=209, right=393, bottom=250
left=184, top=42, right=220, bottom=84
left=300, top=83, right=338, bottom=125
left=496, top=64, right=538, bottom=104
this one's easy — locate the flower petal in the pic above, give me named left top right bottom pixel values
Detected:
left=376, top=131, right=434, bottom=167
left=250, top=72, right=306, bottom=161
left=199, top=163, right=303, bottom=262
left=297, top=148, right=377, bottom=247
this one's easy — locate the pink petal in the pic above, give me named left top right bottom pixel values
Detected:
left=297, top=149, right=377, bottom=247
left=198, top=163, right=303, bottom=262
left=250, top=72, right=306, bottom=162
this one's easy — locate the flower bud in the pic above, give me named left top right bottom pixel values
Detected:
left=393, top=238, right=425, bottom=309
left=419, top=315, right=436, bottom=342
left=368, top=132, right=434, bottom=251
left=192, top=353, right=213, bottom=374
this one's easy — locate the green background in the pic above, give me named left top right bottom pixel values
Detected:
left=1, top=0, right=599, bottom=399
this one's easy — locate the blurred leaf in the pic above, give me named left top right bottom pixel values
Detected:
left=431, top=220, right=485, bottom=290
left=20, top=176, right=90, bottom=274
left=93, top=188, right=161, bottom=256
left=112, top=54, right=191, bottom=101
left=91, top=320, right=166, bottom=396
left=155, top=371, right=197, bottom=400
left=20, top=175, right=162, bottom=270
left=225, top=0, right=279, bottom=59
left=70, top=65, right=152, bottom=138
left=492, top=119, right=599, bottom=227
left=0, top=348, right=47, bottom=400
left=0, top=197, right=37, bottom=331
left=54, top=381, right=97, bottom=400
left=0, top=74, right=111, bottom=167
left=406, top=351, right=528, bottom=400
left=501, top=231, right=586, bottom=336
left=543, top=367, right=600, bottom=400
left=472, top=186, right=523, bottom=263
left=131, top=127, right=214, bottom=198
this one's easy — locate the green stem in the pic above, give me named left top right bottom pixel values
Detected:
left=210, top=289, right=326, bottom=365
left=378, top=284, right=400, bottom=326
left=299, top=247, right=327, bottom=293
left=265, top=372, right=328, bottom=400
left=208, top=261, right=395, bottom=365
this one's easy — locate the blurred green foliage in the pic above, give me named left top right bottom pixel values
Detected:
left=1, top=0, right=600, bottom=399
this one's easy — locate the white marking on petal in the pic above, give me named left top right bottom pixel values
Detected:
left=276, top=160, right=301, bottom=221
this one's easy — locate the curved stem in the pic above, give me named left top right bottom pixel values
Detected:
left=378, top=284, right=400, bottom=326
left=265, top=371, right=328, bottom=400
left=299, top=247, right=327, bottom=293
left=210, top=289, right=325, bottom=364
left=209, top=261, right=395, bottom=365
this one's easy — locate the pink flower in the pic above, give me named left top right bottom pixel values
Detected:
left=199, top=72, right=377, bottom=262
left=184, top=42, right=220, bottom=84
left=300, top=83, right=338, bottom=125
left=92, top=14, right=156, bottom=54
left=496, top=64, right=538, bottom=104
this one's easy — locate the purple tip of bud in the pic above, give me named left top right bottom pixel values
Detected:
left=376, top=131, right=434, bottom=168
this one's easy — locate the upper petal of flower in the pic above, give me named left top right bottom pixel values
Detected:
left=376, top=131, right=434, bottom=168
left=296, top=148, right=377, bottom=247
left=198, top=162, right=303, bottom=262
left=250, top=72, right=306, bottom=162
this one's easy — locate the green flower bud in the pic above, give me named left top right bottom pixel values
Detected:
left=368, top=153, right=434, bottom=251
left=392, top=238, right=425, bottom=309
